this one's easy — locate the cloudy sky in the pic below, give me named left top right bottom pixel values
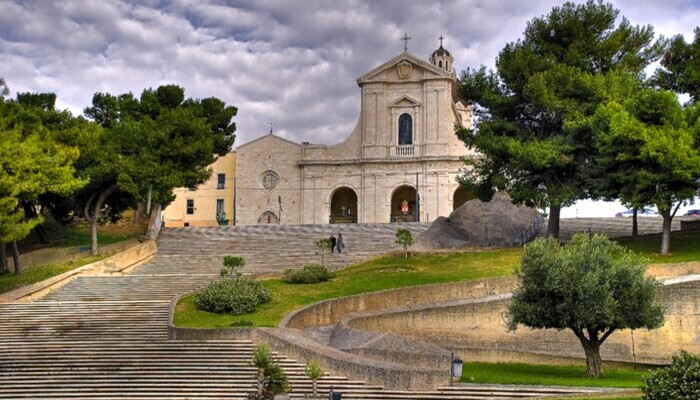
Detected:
left=1, top=0, right=698, bottom=150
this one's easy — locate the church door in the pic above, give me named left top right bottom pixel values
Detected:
left=391, top=185, right=417, bottom=222
left=329, top=187, right=358, bottom=224
left=257, top=211, right=279, bottom=224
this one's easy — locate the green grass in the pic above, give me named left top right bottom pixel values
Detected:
left=174, top=249, right=522, bottom=328
left=0, top=253, right=112, bottom=295
left=460, top=361, right=652, bottom=389
left=616, top=231, right=700, bottom=263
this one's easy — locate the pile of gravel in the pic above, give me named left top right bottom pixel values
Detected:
left=415, top=192, right=543, bottom=249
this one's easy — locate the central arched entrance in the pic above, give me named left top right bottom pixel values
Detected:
left=390, top=185, right=417, bottom=222
left=257, top=210, right=279, bottom=224
left=329, top=187, right=358, bottom=224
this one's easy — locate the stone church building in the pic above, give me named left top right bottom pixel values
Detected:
left=234, top=43, right=476, bottom=226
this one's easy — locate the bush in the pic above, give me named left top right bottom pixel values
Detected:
left=642, top=350, right=700, bottom=399
left=282, top=265, right=334, bottom=284
left=194, top=278, right=272, bottom=314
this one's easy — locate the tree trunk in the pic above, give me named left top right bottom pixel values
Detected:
left=0, top=243, right=8, bottom=274
left=547, top=203, right=561, bottom=240
left=90, top=219, right=99, bottom=256
left=257, top=368, right=264, bottom=395
left=403, top=244, right=407, bottom=258
left=582, top=340, right=603, bottom=377
left=86, top=185, right=118, bottom=256
left=574, top=331, right=603, bottom=377
left=632, top=208, right=638, bottom=239
left=11, top=240, right=20, bottom=275
left=660, top=212, right=672, bottom=256
left=312, top=380, right=317, bottom=397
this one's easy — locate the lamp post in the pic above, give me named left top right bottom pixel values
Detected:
left=415, top=172, right=420, bottom=222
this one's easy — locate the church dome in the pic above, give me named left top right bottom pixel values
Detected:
left=429, top=36, right=454, bottom=72
left=431, top=45, right=451, bottom=58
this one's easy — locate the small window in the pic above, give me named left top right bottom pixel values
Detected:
left=186, top=199, right=194, bottom=215
left=217, top=173, right=225, bottom=190
left=438, top=60, right=442, bottom=68
left=216, top=199, right=224, bottom=214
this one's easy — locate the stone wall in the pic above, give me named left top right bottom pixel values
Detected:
left=345, top=278, right=700, bottom=366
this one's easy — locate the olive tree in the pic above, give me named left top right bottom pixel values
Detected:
left=507, top=233, right=664, bottom=377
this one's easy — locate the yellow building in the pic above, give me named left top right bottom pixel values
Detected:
left=162, top=152, right=236, bottom=227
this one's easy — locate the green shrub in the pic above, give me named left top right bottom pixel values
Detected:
left=194, top=278, right=272, bottom=314
left=282, top=265, right=334, bottom=284
left=642, top=350, right=700, bottom=399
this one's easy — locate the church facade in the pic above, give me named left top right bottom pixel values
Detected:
left=234, top=45, right=476, bottom=226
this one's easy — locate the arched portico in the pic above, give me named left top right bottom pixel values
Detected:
left=390, top=185, right=418, bottom=222
left=453, top=186, right=475, bottom=210
left=329, top=186, right=358, bottom=224
left=257, top=210, right=279, bottom=224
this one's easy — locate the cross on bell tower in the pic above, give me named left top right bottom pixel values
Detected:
left=438, top=35, right=444, bottom=47
left=401, top=32, right=411, bottom=52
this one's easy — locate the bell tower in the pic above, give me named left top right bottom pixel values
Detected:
left=429, top=35, right=454, bottom=73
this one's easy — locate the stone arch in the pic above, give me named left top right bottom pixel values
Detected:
left=328, top=186, right=358, bottom=224
left=453, top=186, right=475, bottom=210
left=390, top=184, right=418, bottom=222
left=257, top=210, right=279, bottom=224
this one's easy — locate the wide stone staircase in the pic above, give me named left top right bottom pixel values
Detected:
left=0, top=222, right=641, bottom=398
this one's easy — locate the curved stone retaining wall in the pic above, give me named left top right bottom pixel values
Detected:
left=281, top=276, right=517, bottom=329
left=344, top=277, right=700, bottom=365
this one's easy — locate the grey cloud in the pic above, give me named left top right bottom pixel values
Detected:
left=0, top=0, right=697, bottom=149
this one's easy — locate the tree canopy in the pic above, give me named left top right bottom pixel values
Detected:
left=507, top=233, right=664, bottom=377
left=457, top=0, right=663, bottom=238
left=78, top=84, right=237, bottom=254
left=654, top=27, right=700, bottom=103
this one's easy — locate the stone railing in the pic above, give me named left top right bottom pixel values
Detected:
left=329, top=215, right=357, bottom=224
left=394, top=145, right=414, bottom=156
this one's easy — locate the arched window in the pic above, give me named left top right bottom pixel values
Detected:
left=398, top=113, right=412, bottom=145
left=438, top=60, right=443, bottom=68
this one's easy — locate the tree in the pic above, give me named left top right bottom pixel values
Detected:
left=221, top=255, right=244, bottom=278
left=592, top=89, right=700, bottom=254
left=654, top=27, right=700, bottom=103
left=315, top=238, right=332, bottom=267
left=0, top=95, right=85, bottom=273
left=642, top=350, right=700, bottom=399
left=79, top=85, right=237, bottom=255
left=507, top=233, right=664, bottom=377
left=304, top=359, right=325, bottom=398
left=457, top=1, right=663, bottom=239
left=395, top=228, right=413, bottom=258
left=251, top=344, right=272, bottom=396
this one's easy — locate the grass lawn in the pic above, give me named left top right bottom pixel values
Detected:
left=0, top=253, right=112, bottom=295
left=616, top=231, right=700, bottom=263
left=174, top=248, right=522, bottom=328
left=460, top=361, right=652, bottom=389
left=175, top=231, right=700, bottom=328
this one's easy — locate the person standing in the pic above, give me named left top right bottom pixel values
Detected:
left=337, top=232, right=344, bottom=253
left=330, top=234, right=336, bottom=253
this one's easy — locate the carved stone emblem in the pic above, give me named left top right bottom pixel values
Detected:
left=397, top=60, right=412, bottom=80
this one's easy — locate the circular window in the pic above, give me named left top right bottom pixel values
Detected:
left=261, top=171, right=279, bottom=190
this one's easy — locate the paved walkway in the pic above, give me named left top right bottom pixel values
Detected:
left=0, top=221, right=657, bottom=398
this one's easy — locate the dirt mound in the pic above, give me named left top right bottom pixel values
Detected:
left=415, top=192, right=543, bottom=249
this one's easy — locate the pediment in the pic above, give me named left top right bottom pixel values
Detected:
left=237, top=133, right=301, bottom=151
left=390, top=95, right=421, bottom=108
left=357, top=51, right=452, bottom=84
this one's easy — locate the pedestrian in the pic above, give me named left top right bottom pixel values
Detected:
left=330, top=234, right=336, bottom=253
left=337, top=232, right=344, bottom=253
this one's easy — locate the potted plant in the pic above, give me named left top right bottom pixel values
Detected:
left=216, top=210, right=229, bottom=226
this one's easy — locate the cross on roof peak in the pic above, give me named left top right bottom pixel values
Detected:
left=267, top=121, right=275, bottom=134
left=438, top=35, right=444, bottom=47
left=401, top=32, right=411, bottom=52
